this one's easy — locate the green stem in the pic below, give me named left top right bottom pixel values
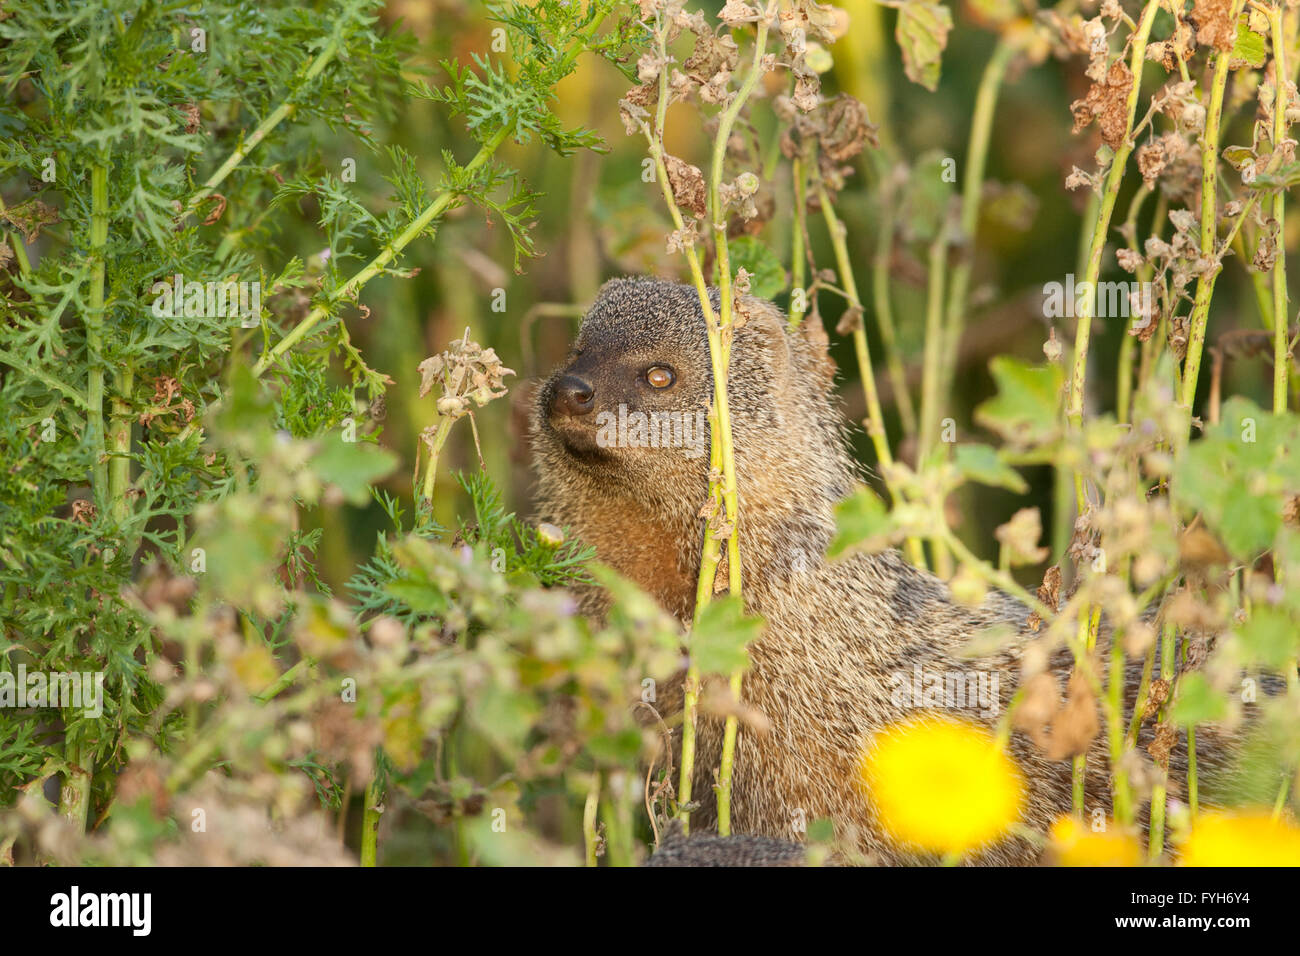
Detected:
left=1117, top=184, right=1154, bottom=424
left=108, top=367, right=133, bottom=526
left=252, top=656, right=312, bottom=703
left=360, top=772, right=383, bottom=866
left=677, top=412, right=723, bottom=835
left=583, top=774, right=600, bottom=866
left=869, top=154, right=917, bottom=438
left=57, top=740, right=93, bottom=830
left=919, top=223, right=949, bottom=466
left=817, top=178, right=926, bottom=569
left=939, top=526, right=1054, bottom=620
left=254, top=125, right=512, bottom=378
left=716, top=672, right=743, bottom=836
left=789, top=156, right=808, bottom=328
left=419, top=414, right=455, bottom=504
left=1067, top=0, right=1160, bottom=439
left=1108, top=624, right=1133, bottom=825
left=708, top=15, right=770, bottom=838
left=187, top=36, right=341, bottom=216
left=1180, top=0, right=1249, bottom=416
left=939, top=37, right=1017, bottom=406
left=641, top=17, right=721, bottom=837
left=87, top=163, right=109, bottom=500
left=1269, top=3, right=1291, bottom=414
left=921, top=222, right=953, bottom=578
left=1147, top=617, right=1178, bottom=860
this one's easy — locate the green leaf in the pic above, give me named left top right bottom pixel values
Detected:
left=974, top=357, right=1064, bottom=445
left=1168, top=673, right=1229, bottom=727
left=901, top=150, right=957, bottom=243
left=1230, top=14, right=1266, bottom=69
left=689, top=595, right=761, bottom=676
left=727, top=237, right=786, bottom=300
left=310, top=438, right=399, bottom=505
left=1173, top=398, right=1300, bottom=560
left=1235, top=607, right=1299, bottom=671
left=890, top=0, right=953, bottom=92
left=829, top=486, right=899, bottom=557
left=587, top=729, right=643, bottom=765
left=471, top=683, right=541, bottom=760
left=953, top=443, right=1028, bottom=493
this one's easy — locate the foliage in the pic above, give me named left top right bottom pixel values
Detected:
left=1, top=0, right=1298, bottom=867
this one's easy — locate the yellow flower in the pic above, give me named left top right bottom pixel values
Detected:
left=858, top=715, right=1024, bottom=856
left=1179, top=810, right=1300, bottom=866
left=1048, top=815, right=1141, bottom=866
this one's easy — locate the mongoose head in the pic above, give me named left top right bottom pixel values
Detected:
left=532, top=276, right=854, bottom=617
left=536, top=278, right=716, bottom=481
left=534, top=277, right=836, bottom=481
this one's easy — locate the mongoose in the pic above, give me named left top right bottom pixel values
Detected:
left=531, top=277, right=1229, bottom=865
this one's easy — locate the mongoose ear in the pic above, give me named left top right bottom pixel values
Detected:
left=735, top=295, right=793, bottom=384
left=793, top=310, right=838, bottom=395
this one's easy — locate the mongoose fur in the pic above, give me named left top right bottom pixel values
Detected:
left=531, top=277, right=1234, bottom=865
left=643, top=831, right=807, bottom=867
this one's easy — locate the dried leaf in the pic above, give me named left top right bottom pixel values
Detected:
left=1070, top=59, right=1134, bottom=149
left=664, top=154, right=708, bottom=219
left=889, top=0, right=953, bottom=92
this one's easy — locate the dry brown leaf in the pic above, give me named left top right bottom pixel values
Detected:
left=1070, top=59, right=1134, bottom=149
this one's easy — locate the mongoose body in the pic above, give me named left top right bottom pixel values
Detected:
left=532, top=277, right=1219, bottom=864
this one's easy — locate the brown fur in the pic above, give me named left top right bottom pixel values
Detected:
left=532, top=277, right=1230, bottom=865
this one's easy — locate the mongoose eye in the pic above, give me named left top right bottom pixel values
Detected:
left=645, top=365, right=675, bottom=389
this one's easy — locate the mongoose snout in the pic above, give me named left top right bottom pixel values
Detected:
left=550, top=373, right=597, bottom=417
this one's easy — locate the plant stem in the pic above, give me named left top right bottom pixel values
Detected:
left=919, top=224, right=950, bottom=468
left=1067, top=0, right=1160, bottom=441
left=641, top=16, right=722, bottom=836
left=58, top=740, right=93, bottom=830
left=1117, top=184, right=1154, bottom=423
left=108, top=367, right=133, bottom=526
left=1180, top=0, right=1249, bottom=416
left=1269, top=3, right=1291, bottom=414
left=789, top=156, right=808, bottom=328
left=1108, top=624, right=1133, bottom=824
left=62, top=161, right=111, bottom=835
left=939, top=526, right=1054, bottom=620
left=87, top=163, right=109, bottom=500
left=1147, top=617, right=1178, bottom=860
left=186, top=36, right=341, bottom=216
left=939, top=37, right=1017, bottom=405
left=254, top=125, right=512, bottom=377
left=360, top=772, right=383, bottom=866
left=582, top=774, right=601, bottom=866
left=869, top=154, right=917, bottom=437
left=708, top=13, right=771, bottom=838
left=816, top=179, right=927, bottom=569
left=419, top=414, right=455, bottom=504
left=1063, top=8, right=1158, bottom=815
left=817, top=180, right=895, bottom=475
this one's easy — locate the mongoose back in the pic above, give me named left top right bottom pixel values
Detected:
left=531, top=277, right=1229, bottom=864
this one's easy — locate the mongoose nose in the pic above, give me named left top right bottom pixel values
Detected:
left=552, top=374, right=595, bottom=417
